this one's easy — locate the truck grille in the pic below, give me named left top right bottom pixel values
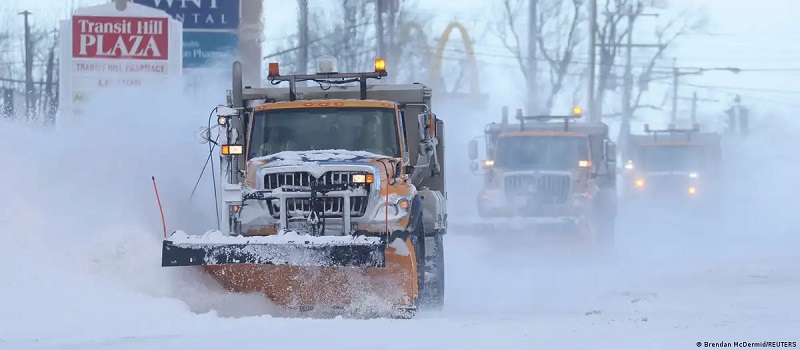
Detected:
left=263, top=171, right=370, bottom=218
left=644, top=175, right=689, bottom=194
left=504, top=174, right=571, bottom=204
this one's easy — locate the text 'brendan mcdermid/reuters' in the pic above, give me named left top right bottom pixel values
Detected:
left=697, top=341, right=797, bottom=348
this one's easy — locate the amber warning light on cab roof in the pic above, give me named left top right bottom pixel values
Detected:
left=268, top=62, right=279, bottom=76
left=267, top=58, right=387, bottom=78
left=374, top=58, right=386, bottom=73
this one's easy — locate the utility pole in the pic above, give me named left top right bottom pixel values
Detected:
left=45, top=39, right=57, bottom=124
left=656, top=65, right=739, bottom=126
left=621, top=5, right=635, bottom=126
left=376, top=0, right=385, bottom=59
left=671, top=58, right=678, bottom=123
left=240, top=0, right=264, bottom=87
left=690, top=91, right=697, bottom=126
left=386, top=0, right=397, bottom=83
left=621, top=5, right=662, bottom=123
left=298, top=0, right=309, bottom=75
left=678, top=92, right=718, bottom=126
left=620, top=3, right=659, bottom=142
left=527, top=0, right=538, bottom=114
left=587, top=0, right=597, bottom=121
left=19, top=10, right=34, bottom=121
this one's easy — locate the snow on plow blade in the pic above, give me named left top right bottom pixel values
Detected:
left=161, top=231, right=387, bottom=268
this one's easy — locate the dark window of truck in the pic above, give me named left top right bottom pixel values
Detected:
left=248, top=107, right=401, bottom=159
left=637, top=145, right=705, bottom=172
left=495, top=135, right=590, bottom=170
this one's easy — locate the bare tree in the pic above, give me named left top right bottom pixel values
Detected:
left=494, top=0, right=530, bottom=87
left=494, top=0, right=585, bottom=114
left=536, top=0, right=583, bottom=113
left=0, top=9, right=60, bottom=122
left=594, top=0, right=706, bottom=121
left=629, top=8, right=707, bottom=115
left=268, top=0, right=431, bottom=83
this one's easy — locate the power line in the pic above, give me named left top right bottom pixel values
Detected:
left=434, top=45, right=800, bottom=74
left=683, top=83, right=800, bottom=96
left=263, top=20, right=373, bottom=60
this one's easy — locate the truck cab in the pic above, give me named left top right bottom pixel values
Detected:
left=468, top=107, right=617, bottom=246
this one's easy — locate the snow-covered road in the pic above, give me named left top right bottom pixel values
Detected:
left=3, top=200, right=798, bottom=350
left=2, top=89, right=799, bottom=349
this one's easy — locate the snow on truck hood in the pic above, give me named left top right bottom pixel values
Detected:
left=251, top=150, right=393, bottom=168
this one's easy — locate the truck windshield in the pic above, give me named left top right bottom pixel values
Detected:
left=637, top=145, right=704, bottom=172
left=494, top=136, right=589, bottom=170
left=249, top=107, right=400, bottom=158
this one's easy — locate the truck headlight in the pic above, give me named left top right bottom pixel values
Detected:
left=624, top=160, right=634, bottom=170
left=352, top=174, right=375, bottom=183
left=397, top=198, right=410, bottom=211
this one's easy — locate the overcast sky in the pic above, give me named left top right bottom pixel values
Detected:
left=6, top=0, right=800, bottom=122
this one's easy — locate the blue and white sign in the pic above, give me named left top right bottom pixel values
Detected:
left=132, top=0, right=240, bottom=30
left=183, top=31, right=238, bottom=68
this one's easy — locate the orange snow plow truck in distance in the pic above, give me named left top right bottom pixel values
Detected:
left=467, top=107, right=618, bottom=248
left=160, top=57, right=447, bottom=319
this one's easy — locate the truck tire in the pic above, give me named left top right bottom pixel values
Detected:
left=410, top=217, right=426, bottom=309
left=421, top=231, right=445, bottom=310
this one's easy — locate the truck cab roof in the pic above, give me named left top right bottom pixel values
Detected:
left=253, top=99, right=398, bottom=111
left=499, top=131, right=589, bottom=137
left=241, top=84, right=431, bottom=109
left=486, top=121, right=609, bottom=137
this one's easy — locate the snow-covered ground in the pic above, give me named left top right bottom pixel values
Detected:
left=1, top=84, right=798, bottom=349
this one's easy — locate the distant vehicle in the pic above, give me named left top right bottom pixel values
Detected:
left=467, top=107, right=617, bottom=248
left=622, top=123, right=722, bottom=206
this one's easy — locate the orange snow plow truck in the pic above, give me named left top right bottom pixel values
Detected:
left=161, top=57, right=447, bottom=319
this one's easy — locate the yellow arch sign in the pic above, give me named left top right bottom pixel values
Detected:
left=431, top=21, right=480, bottom=96
left=396, top=21, right=480, bottom=97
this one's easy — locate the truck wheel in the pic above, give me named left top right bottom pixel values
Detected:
left=410, top=217, right=426, bottom=308
left=421, top=231, right=445, bottom=310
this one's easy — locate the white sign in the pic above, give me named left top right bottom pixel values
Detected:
left=58, top=2, right=182, bottom=126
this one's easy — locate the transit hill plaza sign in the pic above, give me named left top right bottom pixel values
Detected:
left=72, top=16, right=170, bottom=60
left=58, top=2, right=182, bottom=126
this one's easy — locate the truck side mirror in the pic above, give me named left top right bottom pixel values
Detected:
left=468, top=140, right=478, bottom=160
left=605, top=141, right=617, bottom=162
left=417, top=112, right=431, bottom=141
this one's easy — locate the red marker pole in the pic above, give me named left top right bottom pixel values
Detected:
left=152, top=176, right=167, bottom=239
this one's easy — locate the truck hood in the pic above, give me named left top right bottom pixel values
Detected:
left=252, top=150, right=394, bottom=167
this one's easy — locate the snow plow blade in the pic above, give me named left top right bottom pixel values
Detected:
left=161, top=233, right=387, bottom=268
